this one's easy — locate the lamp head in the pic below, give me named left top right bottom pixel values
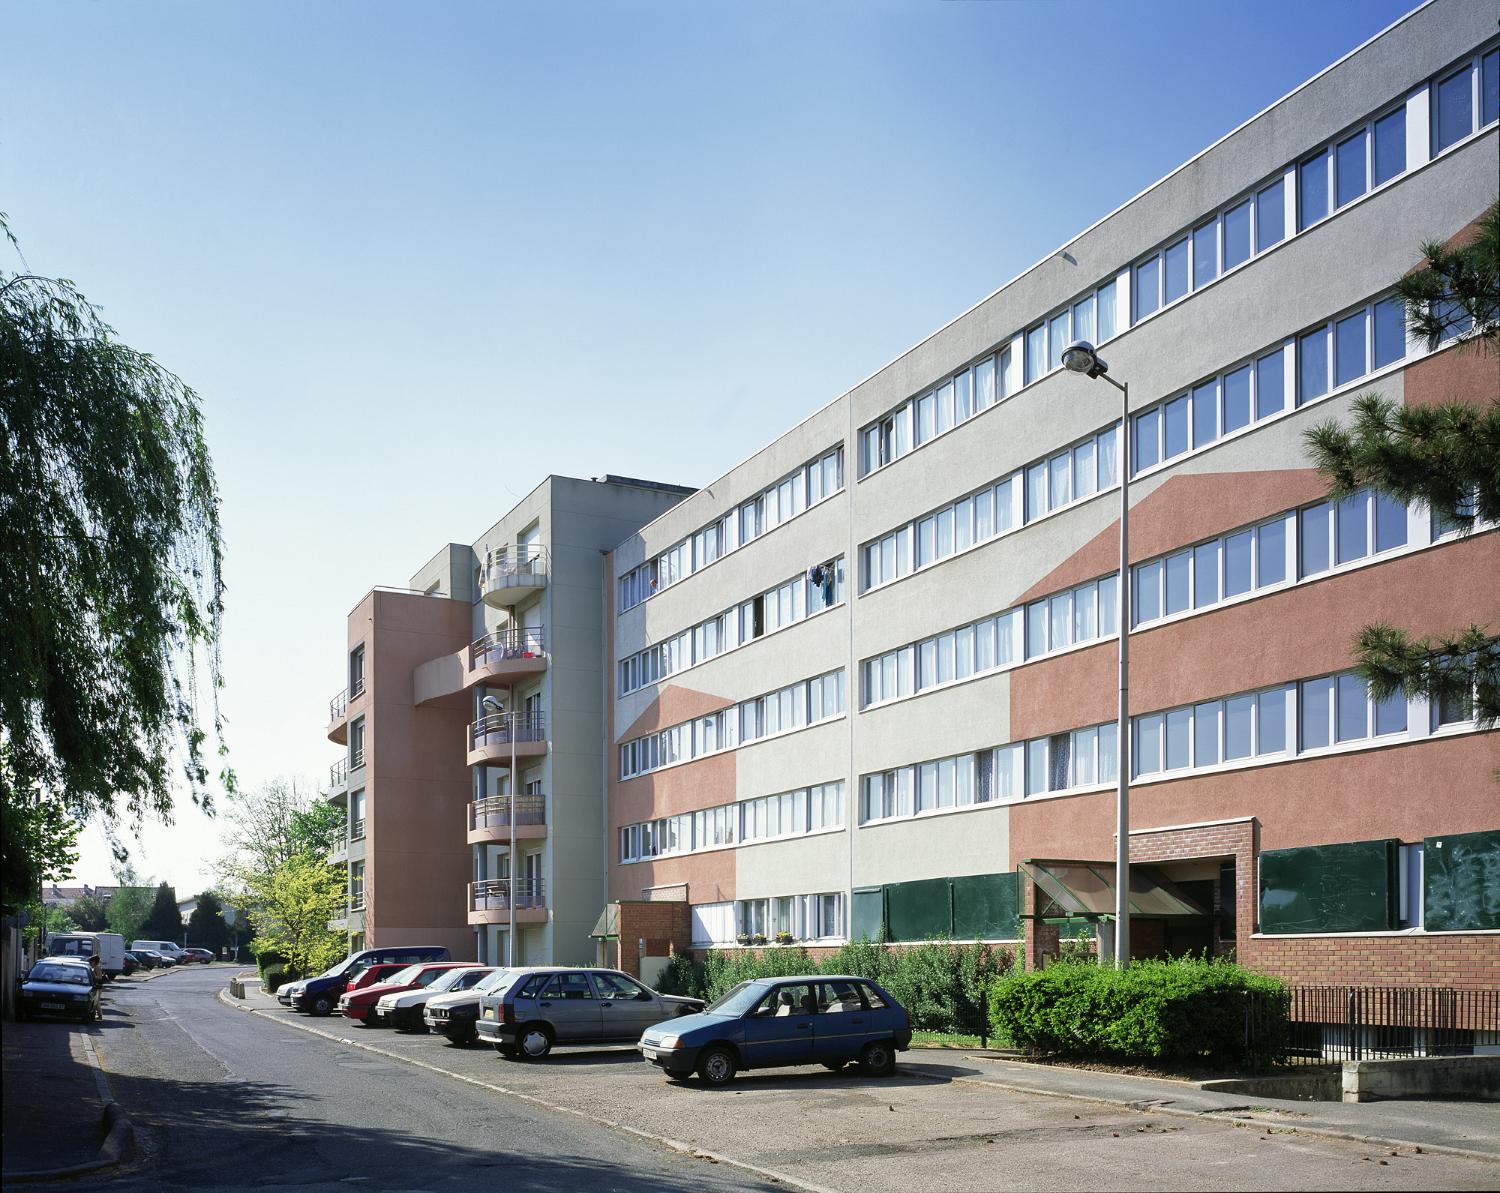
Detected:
left=1061, top=339, right=1109, bottom=379
left=482, top=695, right=505, bottom=714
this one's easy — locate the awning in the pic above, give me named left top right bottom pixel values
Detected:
left=588, top=903, right=620, bottom=940
left=1019, top=860, right=1209, bottom=921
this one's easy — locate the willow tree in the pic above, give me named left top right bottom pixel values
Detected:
left=0, top=214, right=230, bottom=912
left=1304, top=203, right=1499, bottom=729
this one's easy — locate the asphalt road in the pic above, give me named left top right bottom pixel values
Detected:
left=76, top=966, right=771, bottom=1192
left=70, top=968, right=1500, bottom=1193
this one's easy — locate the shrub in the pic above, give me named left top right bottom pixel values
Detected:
left=260, top=964, right=288, bottom=993
left=653, top=953, right=705, bottom=1000
left=989, top=956, right=1289, bottom=1068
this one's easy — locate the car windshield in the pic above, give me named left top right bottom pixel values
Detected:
left=704, top=981, right=770, bottom=1017
left=425, top=968, right=473, bottom=993
left=383, top=964, right=424, bottom=986
left=29, top=964, right=90, bottom=985
left=474, top=970, right=514, bottom=993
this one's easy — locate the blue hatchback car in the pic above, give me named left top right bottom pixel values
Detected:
left=638, top=974, right=911, bottom=1086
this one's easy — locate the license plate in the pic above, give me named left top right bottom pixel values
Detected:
left=641, top=1046, right=658, bottom=1060
left=41, top=1002, right=65, bottom=1010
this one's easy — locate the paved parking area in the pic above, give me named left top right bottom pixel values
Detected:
left=244, top=993, right=1500, bottom=1192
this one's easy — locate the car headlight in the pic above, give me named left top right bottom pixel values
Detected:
left=655, top=1034, right=682, bottom=1050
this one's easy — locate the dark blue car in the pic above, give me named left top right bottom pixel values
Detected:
left=277, top=945, right=449, bottom=1016
left=638, top=974, right=911, bottom=1086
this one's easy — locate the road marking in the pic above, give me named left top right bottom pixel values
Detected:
left=218, top=988, right=839, bottom=1193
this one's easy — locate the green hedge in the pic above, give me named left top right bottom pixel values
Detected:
left=988, top=957, right=1288, bottom=1067
left=654, top=939, right=1015, bottom=1038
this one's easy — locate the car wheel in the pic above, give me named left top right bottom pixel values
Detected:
left=821, top=1060, right=848, bottom=1072
left=496, top=1043, right=519, bottom=1058
left=310, top=994, right=334, bottom=1017
left=697, top=1046, right=737, bottom=1087
left=859, top=1040, right=896, bottom=1077
left=517, top=1025, right=553, bottom=1059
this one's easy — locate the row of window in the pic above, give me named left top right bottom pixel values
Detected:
left=617, top=669, right=846, bottom=780
left=861, top=424, right=1118, bottom=593
left=618, top=781, right=845, bottom=863
left=618, top=559, right=845, bottom=696
left=855, top=44, right=1498, bottom=482
left=617, top=446, right=844, bottom=613
left=691, top=893, right=846, bottom=946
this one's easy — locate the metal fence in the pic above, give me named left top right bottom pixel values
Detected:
left=1253, top=985, right=1500, bottom=1065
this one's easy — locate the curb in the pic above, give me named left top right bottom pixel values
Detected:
left=216, top=988, right=840, bottom=1193
left=1, top=1101, right=135, bottom=1183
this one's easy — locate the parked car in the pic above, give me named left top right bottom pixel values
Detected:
left=180, top=948, right=215, bottom=964
left=278, top=945, right=451, bottom=1016
left=425, top=968, right=518, bottom=1046
left=138, top=949, right=174, bottom=968
left=345, top=963, right=408, bottom=993
left=47, top=932, right=127, bottom=980
left=126, top=949, right=158, bottom=971
left=638, top=975, right=911, bottom=1087
left=375, top=966, right=499, bottom=1031
left=131, top=940, right=188, bottom=965
left=475, top=967, right=703, bottom=1059
left=16, top=958, right=102, bottom=1022
left=120, top=952, right=139, bottom=977
left=340, top=962, right=473, bottom=1025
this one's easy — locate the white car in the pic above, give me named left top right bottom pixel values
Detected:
left=373, top=966, right=498, bottom=1031
left=424, top=968, right=519, bottom=1045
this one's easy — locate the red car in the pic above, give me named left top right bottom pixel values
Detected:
left=338, top=962, right=472, bottom=1026
left=181, top=948, right=215, bottom=964
left=345, top=962, right=408, bottom=993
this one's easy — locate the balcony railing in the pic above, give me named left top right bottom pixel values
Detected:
left=350, top=744, right=366, bottom=769
left=329, top=757, right=348, bottom=788
left=484, top=548, right=547, bottom=586
left=350, top=817, right=366, bottom=841
left=469, top=794, right=546, bottom=833
left=469, top=878, right=545, bottom=912
left=469, top=711, right=547, bottom=751
left=350, top=892, right=366, bottom=912
left=469, top=626, right=547, bottom=669
left=350, top=675, right=365, bottom=699
left=329, top=688, right=348, bottom=723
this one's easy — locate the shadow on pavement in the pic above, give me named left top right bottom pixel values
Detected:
left=1, top=1019, right=106, bottom=1178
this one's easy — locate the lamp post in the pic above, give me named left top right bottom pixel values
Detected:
left=481, top=693, right=518, bottom=966
left=1061, top=339, right=1132, bottom=969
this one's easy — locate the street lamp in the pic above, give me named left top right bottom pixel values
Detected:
left=1061, top=339, right=1132, bottom=969
left=481, top=693, right=518, bottom=965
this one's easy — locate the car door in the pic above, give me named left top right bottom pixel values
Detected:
left=813, top=980, right=870, bottom=1062
left=738, top=982, right=817, bottom=1069
left=536, top=972, right=601, bottom=1042
left=591, top=972, right=660, bottom=1040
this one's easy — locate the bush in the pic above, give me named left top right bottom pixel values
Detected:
left=988, top=956, right=1288, bottom=1068
left=260, top=964, right=288, bottom=993
left=653, top=953, right=705, bottom=999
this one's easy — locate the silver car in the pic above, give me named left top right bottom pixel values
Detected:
left=474, top=966, right=703, bottom=1059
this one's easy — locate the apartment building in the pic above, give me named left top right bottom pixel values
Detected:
left=324, top=475, right=691, bottom=964
left=604, top=0, right=1500, bottom=1004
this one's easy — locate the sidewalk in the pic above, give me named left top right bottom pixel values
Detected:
left=0, top=1016, right=113, bottom=1179
left=923, top=1052, right=1500, bottom=1159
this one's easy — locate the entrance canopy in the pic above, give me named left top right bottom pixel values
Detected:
left=1019, top=860, right=1209, bottom=922
left=588, top=903, right=619, bottom=940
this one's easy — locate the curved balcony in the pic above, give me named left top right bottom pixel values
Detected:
left=481, top=549, right=548, bottom=609
left=465, top=626, right=548, bottom=689
left=467, top=878, right=547, bottom=926
left=326, top=757, right=349, bottom=803
left=466, top=794, right=547, bottom=845
left=327, top=687, right=349, bottom=744
left=466, top=711, right=548, bottom=768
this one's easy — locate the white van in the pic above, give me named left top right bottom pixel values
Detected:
left=131, top=939, right=187, bottom=965
left=48, top=932, right=127, bottom=980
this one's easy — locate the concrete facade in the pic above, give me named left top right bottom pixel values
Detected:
left=605, top=0, right=1500, bottom=1025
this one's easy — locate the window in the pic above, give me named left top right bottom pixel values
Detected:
left=1134, top=256, right=1160, bottom=321
left=1163, top=239, right=1189, bottom=304
left=1373, top=107, right=1405, bottom=186
left=1335, top=310, right=1367, bottom=387
left=1025, top=325, right=1046, bottom=385
left=1434, top=66, right=1473, bottom=153
left=349, top=645, right=365, bottom=698
left=1256, top=179, right=1285, bottom=251
left=1097, top=279, right=1118, bottom=342
left=1298, top=152, right=1328, bottom=230
left=1298, top=328, right=1328, bottom=405
left=1486, top=49, right=1500, bottom=128
left=1223, top=199, right=1251, bottom=270
left=1334, top=132, right=1366, bottom=209
left=1192, top=222, right=1217, bottom=289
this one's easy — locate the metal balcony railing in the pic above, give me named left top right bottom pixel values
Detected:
left=350, top=817, right=366, bottom=841
left=349, top=892, right=366, bottom=912
left=469, top=794, right=546, bottom=833
left=350, top=675, right=365, bottom=699
left=350, top=744, right=366, bottom=769
left=469, top=711, right=547, bottom=750
left=329, top=757, right=349, bottom=788
left=469, top=626, right=547, bottom=669
left=483, top=549, right=548, bottom=592
left=469, top=878, right=545, bottom=912
left=329, top=688, right=348, bottom=723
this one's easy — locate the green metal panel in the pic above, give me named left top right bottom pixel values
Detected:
left=952, top=872, right=1021, bottom=939
left=1423, top=830, right=1500, bottom=932
left=885, top=877, right=953, bottom=941
left=1258, top=839, right=1398, bottom=934
left=851, top=887, right=886, bottom=942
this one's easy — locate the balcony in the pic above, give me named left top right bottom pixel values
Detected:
left=467, top=878, right=547, bottom=926
left=481, top=549, right=548, bottom=609
left=466, top=711, right=547, bottom=768
left=328, top=907, right=364, bottom=934
left=467, top=794, right=547, bottom=845
left=327, top=687, right=349, bottom=744
left=327, top=757, right=349, bottom=803
left=350, top=892, right=366, bottom=912
left=351, top=817, right=366, bottom=841
left=465, top=626, right=548, bottom=689
left=350, top=743, right=366, bottom=770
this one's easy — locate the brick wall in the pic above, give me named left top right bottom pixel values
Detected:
left=613, top=900, right=692, bottom=978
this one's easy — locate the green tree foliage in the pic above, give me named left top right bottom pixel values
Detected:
left=186, top=890, right=230, bottom=953
left=244, top=855, right=346, bottom=980
left=0, top=213, right=230, bottom=908
left=70, top=893, right=111, bottom=933
left=41, top=904, right=80, bottom=936
left=141, top=881, right=182, bottom=942
left=0, top=790, right=79, bottom=914
left=217, top=779, right=342, bottom=888
left=1305, top=202, right=1500, bottom=730
left=105, top=859, right=156, bottom=945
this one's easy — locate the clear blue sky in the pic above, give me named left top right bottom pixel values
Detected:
left=3, top=0, right=1420, bottom=893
